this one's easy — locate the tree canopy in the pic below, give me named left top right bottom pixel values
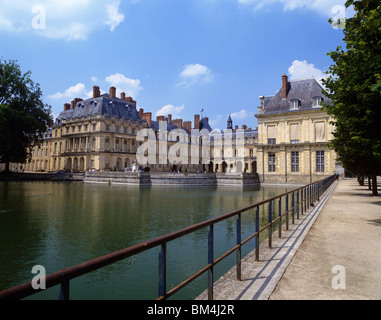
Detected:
left=323, top=0, right=381, bottom=195
left=0, top=59, right=52, bottom=172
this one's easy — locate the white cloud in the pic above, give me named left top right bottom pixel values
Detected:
left=177, top=64, right=213, bottom=87
left=288, top=60, right=328, bottom=85
left=155, top=104, right=185, bottom=119
left=105, top=73, right=143, bottom=98
left=230, top=109, right=251, bottom=120
left=0, top=0, right=124, bottom=40
left=238, top=0, right=347, bottom=17
left=49, top=83, right=92, bottom=100
left=49, top=72, right=142, bottom=102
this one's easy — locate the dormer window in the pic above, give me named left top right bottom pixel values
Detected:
left=313, top=96, right=324, bottom=108
left=290, top=99, right=300, bottom=110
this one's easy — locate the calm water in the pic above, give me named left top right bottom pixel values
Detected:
left=0, top=181, right=293, bottom=300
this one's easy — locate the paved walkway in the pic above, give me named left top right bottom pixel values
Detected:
left=270, top=178, right=381, bottom=300
left=197, top=178, right=381, bottom=300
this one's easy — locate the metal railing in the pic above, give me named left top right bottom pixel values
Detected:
left=0, top=175, right=337, bottom=300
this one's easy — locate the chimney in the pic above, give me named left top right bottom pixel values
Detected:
left=120, top=92, right=126, bottom=100
left=93, top=86, right=100, bottom=98
left=71, top=100, right=75, bottom=109
left=126, top=96, right=137, bottom=106
left=242, top=125, right=247, bottom=130
left=194, top=114, right=200, bottom=130
left=205, top=117, right=209, bottom=124
left=64, top=103, right=71, bottom=111
left=110, top=86, right=116, bottom=99
left=139, top=108, right=144, bottom=118
left=142, top=112, right=152, bottom=127
left=184, top=121, right=192, bottom=133
left=172, top=118, right=183, bottom=130
left=157, top=115, right=165, bottom=122
left=282, top=74, right=288, bottom=99
left=235, top=125, right=239, bottom=130
left=71, top=98, right=83, bottom=109
left=167, top=114, right=172, bottom=124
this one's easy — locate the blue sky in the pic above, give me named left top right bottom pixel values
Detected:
left=0, top=0, right=351, bottom=130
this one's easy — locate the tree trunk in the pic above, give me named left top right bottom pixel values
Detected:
left=372, top=173, right=378, bottom=196
left=368, top=175, right=372, bottom=190
left=358, top=175, right=364, bottom=186
left=4, top=161, right=10, bottom=173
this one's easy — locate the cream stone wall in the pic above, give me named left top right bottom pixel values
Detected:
left=256, top=108, right=338, bottom=184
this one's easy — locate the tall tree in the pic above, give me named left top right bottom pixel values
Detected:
left=0, top=59, right=52, bottom=172
left=323, top=0, right=381, bottom=195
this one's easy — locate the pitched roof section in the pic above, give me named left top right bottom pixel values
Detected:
left=55, top=94, right=142, bottom=124
left=263, top=77, right=331, bottom=115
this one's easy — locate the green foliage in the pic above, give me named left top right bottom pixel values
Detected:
left=0, top=59, right=52, bottom=169
left=322, top=0, right=381, bottom=182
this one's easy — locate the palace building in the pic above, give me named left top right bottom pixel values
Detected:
left=255, top=74, right=340, bottom=183
left=15, top=85, right=257, bottom=174
left=5, top=73, right=340, bottom=182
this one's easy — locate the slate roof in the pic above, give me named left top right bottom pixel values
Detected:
left=263, top=78, right=331, bottom=114
left=55, top=94, right=143, bottom=125
left=150, top=117, right=213, bottom=135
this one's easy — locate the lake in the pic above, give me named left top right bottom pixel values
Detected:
left=0, top=180, right=293, bottom=300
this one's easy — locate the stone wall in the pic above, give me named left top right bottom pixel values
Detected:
left=84, top=172, right=260, bottom=186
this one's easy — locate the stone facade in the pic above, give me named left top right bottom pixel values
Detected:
left=8, top=85, right=258, bottom=174
left=255, top=75, right=339, bottom=184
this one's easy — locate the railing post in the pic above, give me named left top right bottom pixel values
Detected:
left=297, top=190, right=300, bottom=219
left=301, top=187, right=304, bottom=215
left=255, top=206, right=259, bottom=261
left=236, top=214, right=241, bottom=281
left=208, top=225, right=214, bottom=300
left=278, top=197, right=282, bottom=239
left=58, top=280, right=70, bottom=300
left=291, top=192, right=295, bottom=224
left=285, top=194, right=289, bottom=231
left=159, top=242, right=167, bottom=299
left=268, top=201, right=272, bottom=249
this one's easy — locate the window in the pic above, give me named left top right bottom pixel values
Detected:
left=267, top=125, right=276, bottom=144
left=92, top=138, right=96, bottom=151
left=116, top=126, right=120, bottom=133
left=290, top=123, right=300, bottom=144
left=84, top=124, right=88, bottom=132
left=316, top=151, right=325, bottom=172
left=315, top=122, right=326, bottom=142
left=124, top=127, right=128, bottom=134
left=105, top=138, right=110, bottom=151
left=268, top=153, right=276, bottom=172
left=290, top=99, right=300, bottom=110
left=78, top=125, right=81, bottom=133
left=291, top=151, right=299, bottom=172
left=92, top=124, right=96, bottom=131
left=313, top=96, right=323, bottom=108
left=106, top=125, right=110, bottom=132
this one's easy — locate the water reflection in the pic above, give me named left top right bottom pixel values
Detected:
left=0, top=181, right=292, bottom=299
